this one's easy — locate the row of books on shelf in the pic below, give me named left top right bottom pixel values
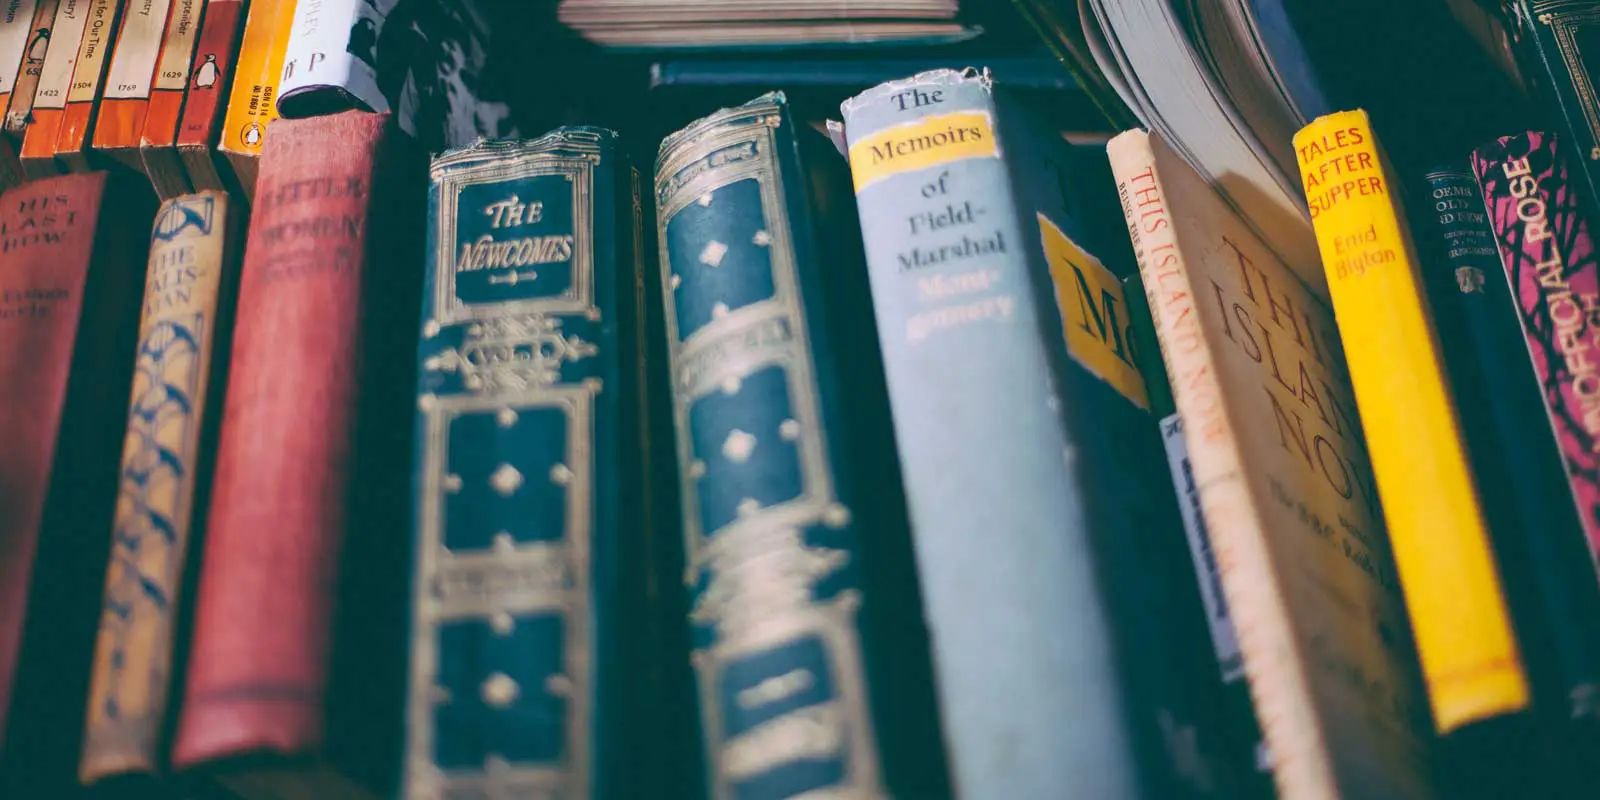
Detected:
left=10, top=50, right=1600, bottom=800
left=0, top=0, right=509, bottom=203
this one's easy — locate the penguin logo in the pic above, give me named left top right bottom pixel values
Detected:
left=192, top=54, right=217, bottom=89
left=25, top=27, right=47, bottom=63
left=241, top=122, right=263, bottom=146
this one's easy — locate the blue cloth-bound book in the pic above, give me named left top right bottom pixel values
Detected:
left=403, top=128, right=659, bottom=799
left=653, top=92, right=949, bottom=799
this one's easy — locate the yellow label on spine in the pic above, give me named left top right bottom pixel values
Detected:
left=1294, top=109, right=1529, bottom=733
left=1039, top=212, right=1148, bottom=409
left=847, top=110, right=997, bottom=191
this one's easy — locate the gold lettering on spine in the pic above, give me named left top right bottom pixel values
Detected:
left=407, top=130, right=608, bottom=800
left=81, top=192, right=230, bottom=781
left=656, top=99, right=885, bottom=799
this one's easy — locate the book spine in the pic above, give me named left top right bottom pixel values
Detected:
left=276, top=0, right=389, bottom=118
left=655, top=92, right=914, bottom=800
left=840, top=69, right=1148, bottom=798
left=1421, top=164, right=1600, bottom=720
left=0, top=171, right=111, bottom=747
left=1473, top=131, right=1600, bottom=612
left=90, top=0, right=171, bottom=169
left=172, top=0, right=239, bottom=193
left=1515, top=1, right=1600, bottom=210
left=137, top=0, right=200, bottom=198
left=1296, top=110, right=1529, bottom=732
left=19, top=0, right=88, bottom=177
left=3, top=0, right=62, bottom=136
left=172, top=110, right=388, bottom=767
left=79, top=189, right=237, bottom=783
left=403, top=129, right=643, bottom=799
left=0, top=0, right=38, bottom=184
left=1108, top=129, right=1343, bottom=799
left=212, top=0, right=291, bottom=198
left=55, top=0, right=123, bottom=171
left=0, top=171, right=155, bottom=793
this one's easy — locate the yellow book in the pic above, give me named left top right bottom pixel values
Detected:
left=1294, top=109, right=1529, bottom=733
left=215, top=0, right=293, bottom=198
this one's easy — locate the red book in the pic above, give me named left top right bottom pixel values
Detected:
left=174, top=0, right=243, bottom=195
left=0, top=171, right=154, bottom=793
left=172, top=111, right=403, bottom=787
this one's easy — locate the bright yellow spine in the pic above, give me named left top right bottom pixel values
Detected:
left=1294, top=109, right=1528, bottom=733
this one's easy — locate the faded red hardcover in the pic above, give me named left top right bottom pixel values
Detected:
left=1473, top=131, right=1600, bottom=567
left=172, top=111, right=391, bottom=769
left=0, top=171, right=155, bottom=794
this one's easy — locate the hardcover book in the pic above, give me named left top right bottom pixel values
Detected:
left=1, top=0, right=62, bottom=136
left=54, top=0, right=125, bottom=172
left=405, top=128, right=653, bottom=799
left=91, top=0, right=174, bottom=171
left=79, top=189, right=241, bottom=785
left=840, top=68, right=1247, bottom=799
left=1473, top=130, right=1600, bottom=636
left=1420, top=161, right=1600, bottom=787
left=1295, top=110, right=1529, bottom=734
left=211, top=0, right=292, bottom=197
left=1509, top=1, right=1600, bottom=212
left=1108, top=127, right=1436, bottom=799
left=136, top=0, right=204, bottom=198
left=655, top=92, right=950, bottom=799
left=173, top=110, right=420, bottom=798
left=19, top=0, right=92, bottom=178
left=173, top=0, right=242, bottom=194
left=277, top=0, right=392, bottom=117
left=0, top=171, right=156, bottom=796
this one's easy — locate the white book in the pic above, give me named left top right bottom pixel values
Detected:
left=0, top=0, right=40, bottom=98
left=277, top=0, right=395, bottom=115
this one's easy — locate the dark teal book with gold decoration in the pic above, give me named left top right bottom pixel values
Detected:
left=403, top=127, right=657, bottom=799
left=653, top=92, right=950, bottom=799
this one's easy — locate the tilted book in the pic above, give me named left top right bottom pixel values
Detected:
left=79, top=189, right=241, bottom=785
left=19, top=0, right=92, bottom=178
left=655, top=92, right=951, bottom=799
left=209, top=0, right=291, bottom=198
left=54, top=0, right=125, bottom=172
left=172, top=0, right=241, bottom=194
left=1295, top=110, right=1530, bottom=734
left=1, top=0, right=62, bottom=138
left=136, top=0, right=204, bottom=199
left=1473, top=130, right=1600, bottom=665
left=841, top=69, right=1247, bottom=798
left=405, top=128, right=655, bottom=799
left=0, top=171, right=156, bottom=796
left=1109, top=127, right=1437, bottom=799
left=1509, top=1, right=1600, bottom=211
left=91, top=0, right=174, bottom=171
left=0, top=0, right=41, bottom=189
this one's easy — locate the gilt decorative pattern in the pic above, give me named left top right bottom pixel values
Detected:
left=656, top=93, right=885, bottom=800
left=406, top=128, right=631, bottom=800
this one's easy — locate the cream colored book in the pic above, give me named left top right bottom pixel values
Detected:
left=1107, top=127, right=1436, bottom=800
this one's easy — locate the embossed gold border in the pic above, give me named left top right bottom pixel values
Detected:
left=1539, top=3, right=1600, bottom=160
left=655, top=100, right=886, bottom=800
left=432, top=143, right=600, bottom=324
left=406, top=386, right=597, bottom=799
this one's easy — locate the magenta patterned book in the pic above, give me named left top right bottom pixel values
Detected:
left=1472, top=130, right=1600, bottom=564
